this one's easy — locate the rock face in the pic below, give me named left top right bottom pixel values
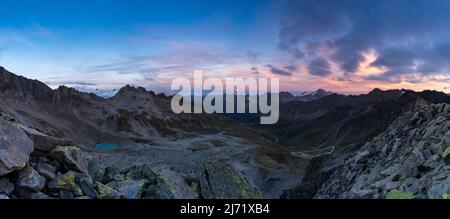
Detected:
left=316, top=104, right=450, bottom=199
left=0, top=119, right=34, bottom=176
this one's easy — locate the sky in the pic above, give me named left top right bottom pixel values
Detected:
left=1, top=0, right=450, bottom=95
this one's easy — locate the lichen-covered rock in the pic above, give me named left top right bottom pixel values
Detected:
left=0, top=120, right=34, bottom=176
left=385, top=189, right=415, bottom=199
left=199, top=162, right=263, bottom=199
left=15, top=166, right=46, bottom=192
left=96, top=183, right=123, bottom=199
left=47, top=171, right=77, bottom=192
left=73, top=184, right=84, bottom=197
left=143, top=166, right=198, bottom=199
left=50, top=146, right=88, bottom=174
left=114, top=164, right=196, bottom=199
left=120, top=164, right=157, bottom=182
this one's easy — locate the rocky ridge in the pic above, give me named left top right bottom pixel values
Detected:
left=314, top=104, right=450, bottom=199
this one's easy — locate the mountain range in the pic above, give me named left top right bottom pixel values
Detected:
left=0, top=66, right=450, bottom=199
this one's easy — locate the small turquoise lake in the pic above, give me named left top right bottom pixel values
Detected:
left=95, top=143, right=119, bottom=150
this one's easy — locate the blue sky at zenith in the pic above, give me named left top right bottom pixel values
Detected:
left=1, top=0, right=450, bottom=94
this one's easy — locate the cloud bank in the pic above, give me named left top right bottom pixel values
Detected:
left=278, top=0, right=450, bottom=83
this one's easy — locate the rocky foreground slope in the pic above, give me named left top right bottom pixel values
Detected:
left=313, top=104, right=450, bottom=199
left=0, top=116, right=264, bottom=199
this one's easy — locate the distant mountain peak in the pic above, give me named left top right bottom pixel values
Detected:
left=281, top=89, right=334, bottom=103
left=116, top=84, right=154, bottom=96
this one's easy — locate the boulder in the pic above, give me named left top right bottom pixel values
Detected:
left=423, top=154, right=441, bottom=169
left=198, top=163, right=263, bottom=199
left=35, top=162, right=57, bottom=180
left=79, top=178, right=97, bottom=198
left=96, top=183, right=123, bottom=199
left=20, top=125, right=72, bottom=152
left=59, top=190, right=74, bottom=199
left=87, top=156, right=102, bottom=181
left=353, top=150, right=370, bottom=164
left=120, top=164, right=156, bottom=182
left=116, top=179, right=147, bottom=199
left=50, top=146, right=88, bottom=174
left=0, top=120, right=34, bottom=176
left=102, top=166, right=119, bottom=184
left=402, top=155, right=425, bottom=178
left=443, top=146, right=450, bottom=164
left=143, top=166, right=198, bottom=199
left=346, top=189, right=376, bottom=199
left=428, top=176, right=450, bottom=199
left=15, top=188, right=52, bottom=199
left=15, top=166, right=46, bottom=192
left=0, top=178, right=14, bottom=195
left=405, top=178, right=427, bottom=194
left=47, top=171, right=77, bottom=192
left=443, top=130, right=450, bottom=146
left=73, top=184, right=84, bottom=197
